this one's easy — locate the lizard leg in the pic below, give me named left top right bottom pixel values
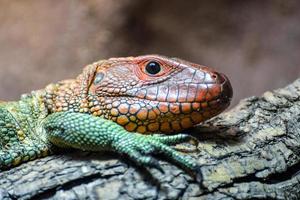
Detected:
left=0, top=107, right=51, bottom=170
left=0, top=142, right=51, bottom=169
left=43, top=112, right=199, bottom=172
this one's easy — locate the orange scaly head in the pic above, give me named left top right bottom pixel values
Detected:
left=45, top=55, right=232, bottom=134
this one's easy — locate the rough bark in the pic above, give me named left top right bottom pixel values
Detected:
left=1, top=79, right=300, bottom=200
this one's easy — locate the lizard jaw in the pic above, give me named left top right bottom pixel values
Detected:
left=94, top=75, right=232, bottom=133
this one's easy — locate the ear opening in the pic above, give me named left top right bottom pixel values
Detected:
left=79, top=63, right=99, bottom=99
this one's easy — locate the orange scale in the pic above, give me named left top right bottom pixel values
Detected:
left=171, top=121, right=182, bottom=132
left=118, top=103, right=129, bottom=114
left=148, top=110, right=157, bottom=120
left=147, top=122, right=159, bottom=132
left=181, top=103, right=192, bottom=114
left=170, top=103, right=180, bottom=115
left=180, top=118, right=193, bottom=129
left=117, top=115, right=129, bottom=125
left=160, top=122, right=171, bottom=132
left=136, top=108, right=148, bottom=120
left=129, top=104, right=141, bottom=114
left=136, top=126, right=147, bottom=134
left=125, top=122, right=138, bottom=132
left=191, top=112, right=204, bottom=123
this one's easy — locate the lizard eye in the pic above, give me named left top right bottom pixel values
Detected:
left=94, top=72, right=104, bottom=84
left=145, top=61, right=161, bottom=75
left=135, top=58, right=173, bottom=81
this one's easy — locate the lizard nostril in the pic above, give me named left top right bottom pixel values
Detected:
left=211, top=72, right=226, bottom=84
left=211, top=73, right=218, bottom=80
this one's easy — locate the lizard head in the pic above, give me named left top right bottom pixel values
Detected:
left=46, top=55, right=232, bottom=133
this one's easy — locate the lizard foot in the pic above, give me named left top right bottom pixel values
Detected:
left=112, top=132, right=199, bottom=174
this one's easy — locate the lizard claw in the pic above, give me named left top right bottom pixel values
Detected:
left=112, top=132, right=198, bottom=174
left=151, top=133, right=199, bottom=153
left=151, top=134, right=199, bottom=147
left=144, top=157, right=164, bottom=173
left=193, top=165, right=203, bottom=184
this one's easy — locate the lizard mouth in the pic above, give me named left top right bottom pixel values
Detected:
left=130, top=71, right=232, bottom=104
left=148, top=79, right=232, bottom=129
left=131, top=72, right=232, bottom=111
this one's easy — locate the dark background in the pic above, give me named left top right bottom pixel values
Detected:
left=0, top=0, right=300, bottom=107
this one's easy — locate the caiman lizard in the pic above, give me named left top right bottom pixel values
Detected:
left=0, top=55, right=232, bottom=177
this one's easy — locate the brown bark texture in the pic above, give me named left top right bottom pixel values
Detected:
left=1, top=79, right=300, bottom=200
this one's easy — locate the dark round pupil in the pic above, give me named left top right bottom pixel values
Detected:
left=145, top=61, right=161, bottom=75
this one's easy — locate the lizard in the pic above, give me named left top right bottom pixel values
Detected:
left=0, top=55, right=232, bottom=177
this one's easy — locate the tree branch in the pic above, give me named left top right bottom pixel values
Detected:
left=1, top=79, right=300, bottom=200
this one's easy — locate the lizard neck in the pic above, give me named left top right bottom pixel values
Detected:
left=43, top=63, right=98, bottom=114
left=43, top=79, right=87, bottom=113
left=43, top=78, right=109, bottom=116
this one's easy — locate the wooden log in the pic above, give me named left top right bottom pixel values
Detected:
left=1, top=79, right=300, bottom=200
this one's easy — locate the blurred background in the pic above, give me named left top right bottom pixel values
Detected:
left=0, top=0, right=300, bottom=107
